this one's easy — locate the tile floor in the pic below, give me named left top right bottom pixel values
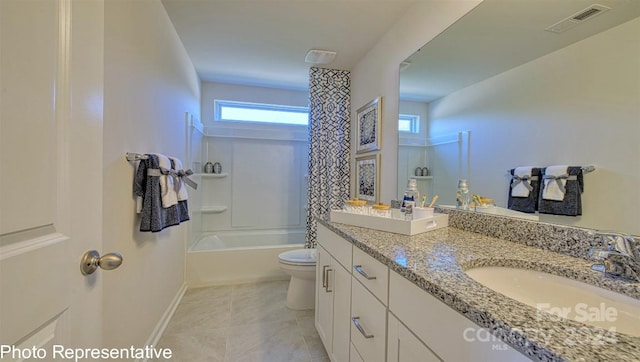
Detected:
left=155, top=280, right=330, bottom=362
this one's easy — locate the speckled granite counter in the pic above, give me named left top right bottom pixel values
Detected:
left=317, top=212, right=640, bottom=362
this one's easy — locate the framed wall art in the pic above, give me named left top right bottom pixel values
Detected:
left=355, top=154, right=380, bottom=203
left=356, top=96, right=381, bottom=153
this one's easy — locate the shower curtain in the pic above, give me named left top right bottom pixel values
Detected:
left=305, top=67, right=351, bottom=248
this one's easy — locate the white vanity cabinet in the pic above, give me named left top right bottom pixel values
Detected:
left=316, top=223, right=529, bottom=362
left=316, top=224, right=352, bottom=362
left=389, top=271, right=530, bottom=362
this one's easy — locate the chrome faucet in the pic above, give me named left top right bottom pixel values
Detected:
left=590, top=232, right=640, bottom=282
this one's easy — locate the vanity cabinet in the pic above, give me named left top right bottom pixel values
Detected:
left=316, top=224, right=352, bottom=362
left=389, top=271, right=529, bottom=362
left=316, top=223, right=532, bottom=362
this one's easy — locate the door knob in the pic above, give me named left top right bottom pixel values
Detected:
left=81, top=250, right=123, bottom=275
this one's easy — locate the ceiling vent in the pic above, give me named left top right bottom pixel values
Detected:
left=545, top=4, right=611, bottom=33
left=305, top=49, right=337, bottom=65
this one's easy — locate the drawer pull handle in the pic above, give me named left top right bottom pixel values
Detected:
left=351, top=317, right=374, bottom=339
left=325, top=268, right=333, bottom=293
left=322, top=265, right=329, bottom=288
left=353, top=265, right=376, bottom=280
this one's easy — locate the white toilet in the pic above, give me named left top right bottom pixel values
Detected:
left=278, top=248, right=317, bottom=310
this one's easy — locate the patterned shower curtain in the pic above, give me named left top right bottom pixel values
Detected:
left=305, top=67, right=351, bottom=248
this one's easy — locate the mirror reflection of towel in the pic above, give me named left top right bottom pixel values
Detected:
left=508, top=167, right=541, bottom=213
left=511, top=166, right=534, bottom=197
left=538, top=166, right=584, bottom=216
left=542, top=165, right=569, bottom=201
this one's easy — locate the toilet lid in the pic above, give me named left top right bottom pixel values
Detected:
left=278, top=249, right=317, bottom=265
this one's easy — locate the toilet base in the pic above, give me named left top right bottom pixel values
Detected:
left=285, top=276, right=315, bottom=310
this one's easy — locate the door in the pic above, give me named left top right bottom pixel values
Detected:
left=315, top=245, right=334, bottom=351
left=1, top=0, right=105, bottom=353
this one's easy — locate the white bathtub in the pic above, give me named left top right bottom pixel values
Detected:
left=187, top=228, right=306, bottom=287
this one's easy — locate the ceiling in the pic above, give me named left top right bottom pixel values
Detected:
left=400, top=0, right=640, bottom=102
left=161, top=0, right=417, bottom=91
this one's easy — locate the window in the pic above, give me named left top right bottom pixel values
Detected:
left=399, top=114, right=420, bottom=133
left=214, top=100, right=309, bottom=126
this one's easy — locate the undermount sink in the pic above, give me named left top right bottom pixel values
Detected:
left=465, top=266, right=640, bottom=337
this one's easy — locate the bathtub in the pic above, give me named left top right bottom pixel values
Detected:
left=186, top=228, right=306, bottom=287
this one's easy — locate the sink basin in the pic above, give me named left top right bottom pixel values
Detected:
left=465, top=266, right=640, bottom=337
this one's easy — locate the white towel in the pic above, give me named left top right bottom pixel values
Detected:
left=542, top=165, right=569, bottom=201
left=168, top=156, right=189, bottom=201
left=511, top=166, right=533, bottom=197
left=155, top=153, right=178, bottom=208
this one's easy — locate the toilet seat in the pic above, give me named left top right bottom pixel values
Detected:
left=278, top=249, right=316, bottom=266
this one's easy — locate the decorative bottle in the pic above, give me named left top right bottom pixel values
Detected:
left=456, top=179, right=470, bottom=210
left=402, top=179, right=420, bottom=219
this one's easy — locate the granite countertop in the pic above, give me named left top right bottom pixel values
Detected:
left=317, top=218, right=640, bottom=362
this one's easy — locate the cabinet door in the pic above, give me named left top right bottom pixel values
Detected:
left=388, top=314, right=441, bottom=362
left=332, top=261, right=351, bottom=362
left=350, top=342, right=365, bottom=362
left=316, top=245, right=334, bottom=352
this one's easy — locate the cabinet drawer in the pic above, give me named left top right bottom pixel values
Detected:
left=350, top=277, right=386, bottom=362
left=352, top=247, right=388, bottom=304
left=317, top=224, right=352, bottom=269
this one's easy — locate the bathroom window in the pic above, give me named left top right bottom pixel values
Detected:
left=399, top=114, right=419, bottom=133
left=214, top=100, right=309, bottom=126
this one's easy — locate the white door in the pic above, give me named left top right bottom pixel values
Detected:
left=1, top=0, right=107, bottom=355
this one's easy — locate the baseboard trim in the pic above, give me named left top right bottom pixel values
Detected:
left=138, top=282, right=187, bottom=362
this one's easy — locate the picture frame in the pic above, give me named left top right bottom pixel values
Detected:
left=356, top=96, right=382, bottom=153
left=355, top=154, right=380, bottom=203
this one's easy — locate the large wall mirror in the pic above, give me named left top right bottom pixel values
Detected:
left=398, top=0, right=640, bottom=234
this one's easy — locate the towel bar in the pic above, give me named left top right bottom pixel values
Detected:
left=125, top=152, right=149, bottom=161
left=507, top=165, right=595, bottom=175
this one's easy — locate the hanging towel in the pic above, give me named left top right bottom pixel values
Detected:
left=538, top=166, right=584, bottom=216
left=155, top=153, right=179, bottom=208
left=542, top=165, right=569, bottom=201
left=134, top=154, right=190, bottom=232
left=511, top=167, right=535, bottom=197
left=168, top=156, right=193, bottom=201
left=508, top=167, right=541, bottom=213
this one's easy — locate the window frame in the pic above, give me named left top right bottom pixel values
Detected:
left=214, top=99, right=309, bottom=127
left=398, top=114, right=420, bottom=134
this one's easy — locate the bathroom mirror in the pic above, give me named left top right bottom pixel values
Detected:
left=398, top=0, right=640, bottom=234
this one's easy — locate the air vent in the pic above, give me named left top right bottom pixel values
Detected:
left=304, top=49, right=337, bottom=64
left=545, top=4, right=611, bottom=33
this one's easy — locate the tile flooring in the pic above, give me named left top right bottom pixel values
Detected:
left=155, top=280, right=330, bottom=362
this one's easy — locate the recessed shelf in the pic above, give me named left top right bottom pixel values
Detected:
left=410, top=176, right=433, bottom=180
left=196, top=173, right=229, bottom=178
left=200, top=205, right=228, bottom=213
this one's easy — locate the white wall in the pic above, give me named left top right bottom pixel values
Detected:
left=351, top=0, right=483, bottom=203
left=102, top=0, right=200, bottom=348
left=429, top=17, right=640, bottom=234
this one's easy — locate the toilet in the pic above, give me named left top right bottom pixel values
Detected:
left=278, top=248, right=317, bottom=310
